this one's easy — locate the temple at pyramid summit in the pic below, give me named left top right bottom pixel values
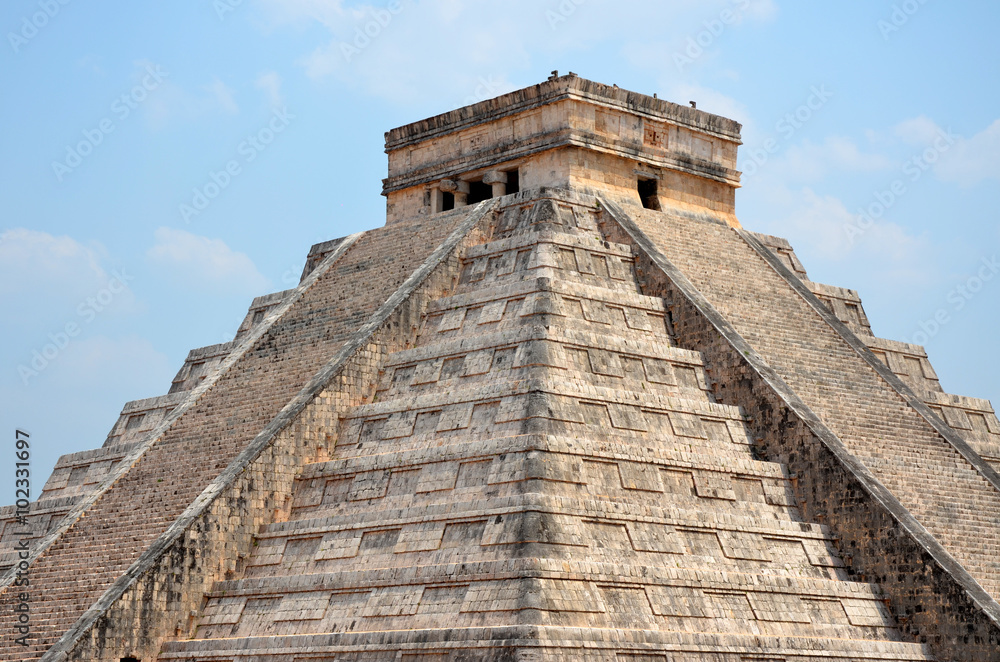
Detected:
left=5, top=73, right=1000, bottom=661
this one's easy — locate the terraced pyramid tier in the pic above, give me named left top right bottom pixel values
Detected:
left=161, top=194, right=933, bottom=662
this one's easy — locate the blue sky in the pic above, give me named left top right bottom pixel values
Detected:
left=2, top=0, right=998, bottom=484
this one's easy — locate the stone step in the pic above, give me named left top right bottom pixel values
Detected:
left=862, top=335, right=942, bottom=395
left=383, top=324, right=702, bottom=377
left=426, top=275, right=667, bottom=323
left=159, top=625, right=932, bottom=661
left=100, top=391, right=188, bottom=448
left=37, top=441, right=139, bottom=501
left=247, top=495, right=835, bottom=573
left=196, top=560, right=887, bottom=629
left=805, top=279, right=873, bottom=336
left=331, top=387, right=745, bottom=464
left=376, top=339, right=711, bottom=403
left=920, top=390, right=1000, bottom=467
left=458, top=230, right=639, bottom=293
left=464, top=227, right=633, bottom=262
left=347, top=376, right=741, bottom=429
left=297, top=433, right=775, bottom=484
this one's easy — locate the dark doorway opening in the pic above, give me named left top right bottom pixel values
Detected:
left=442, top=192, right=455, bottom=211
left=638, top=178, right=660, bottom=210
left=505, top=169, right=520, bottom=194
left=468, top=180, right=492, bottom=204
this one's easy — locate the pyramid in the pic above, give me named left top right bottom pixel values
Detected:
left=3, top=74, right=1000, bottom=662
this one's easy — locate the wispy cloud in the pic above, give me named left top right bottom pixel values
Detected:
left=893, top=115, right=944, bottom=145
left=0, top=228, right=107, bottom=297
left=259, top=0, right=776, bottom=107
left=891, top=115, right=1000, bottom=186
left=764, top=136, right=892, bottom=184
left=146, top=227, right=270, bottom=293
left=75, top=53, right=105, bottom=76
left=747, top=179, right=933, bottom=289
left=934, top=120, right=1000, bottom=186
left=144, top=75, right=240, bottom=128
left=50, top=335, right=172, bottom=388
left=2, top=228, right=143, bottom=386
left=0, top=229, right=138, bottom=322
left=255, top=70, right=284, bottom=107
left=664, top=83, right=751, bottom=125
left=207, top=78, right=240, bottom=114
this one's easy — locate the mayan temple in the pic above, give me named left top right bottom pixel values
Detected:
left=5, top=73, right=1000, bottom=662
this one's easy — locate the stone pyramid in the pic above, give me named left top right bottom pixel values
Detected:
left=3, top=74, right=1000, bottom=662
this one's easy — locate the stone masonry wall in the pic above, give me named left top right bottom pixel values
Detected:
left=383, top=75, right=741, bottom=224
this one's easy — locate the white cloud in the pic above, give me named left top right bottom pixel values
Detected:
left=804, top=137, right=890, bottom=171
left=893, top=115, right=943, bottom=145
left=743, top=0, right=778, bottom=21
left=207, top=78, right=240, bottom=115
left=759, top=136, right=892, bottom=184
left=17, top=334, right=173, bottom=395
left=1, top=333, right=175, bottom=485
left=145, top=77, right=240, bottom=128
left=934, top=119, right=1000, bottom=186
left=892, top=116, right=1000, bottom=187
left=147, top=227, right=270, bottom=293
left=259, top=0, right=774, bottom=107
left=666, top=83, right=751, bottom=126
left=255, top=70, right=284, bottom=107
left=75, top=53, right=105, bottom=76
left=750, top=185, right=860, bottom=260
left=50, top=335, right=172, bottom=390
left=0, top=228, right=107, bottom=297
left=746, top=182, right=931, bottom=284
left=0, top=229, right=138, bottom=324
